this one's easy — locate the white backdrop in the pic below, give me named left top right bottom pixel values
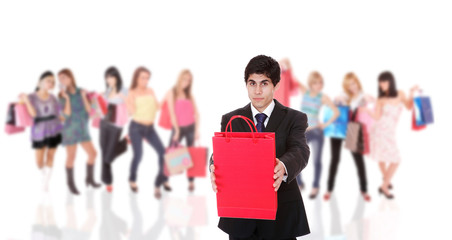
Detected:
left=1, top=0, right=451, bottom=239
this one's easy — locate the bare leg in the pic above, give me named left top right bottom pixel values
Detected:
left=378, top=162, right=387, bottom=177
left=35, top=148, right=45, bottom=169
left=382, top=163, right=399, bottom=191
left=45, top=148, right=57, bottom=168
left=80, top=141, right=97, bottom=165
left=66, top=145, right=77, bottom=168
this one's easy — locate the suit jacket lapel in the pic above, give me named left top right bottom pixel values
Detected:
left=265, top=100, right=287, bottom=133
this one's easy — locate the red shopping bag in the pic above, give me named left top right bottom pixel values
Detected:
left=158, top=100, right=172, bottom=130
left=186, top=147, right=208, bottom=178
left=212, top=115, right=277, bottom=220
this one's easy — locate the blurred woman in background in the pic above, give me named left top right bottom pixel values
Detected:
left=20, top=71, right=63, bottom=191
left=127, top=66, right=170, bottom=199
left=324, top=72, right=373, bottom=202
left=165, top=69, right=200, bottom=192
left=99, top=66, right=128, bottom=193
left=366, top=71, right=418, bottom=199
left=296, top=71, right=339, bottom=199
left=58, top=69, right=100, bottom=195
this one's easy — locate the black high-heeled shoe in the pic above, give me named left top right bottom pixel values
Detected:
left=309, top=188, right=319, bottom=199
left=163, top=184, right=172, bottom=192
left=130, top=183, right=138, bottom=193
left=378, top=187, right=394, bottom=199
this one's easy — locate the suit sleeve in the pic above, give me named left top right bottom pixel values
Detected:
left=279, top=112, right=310, bottom=183
left=209, top=114, right=229, bottom=169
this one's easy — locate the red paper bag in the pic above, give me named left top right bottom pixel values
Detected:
left=186, top=147, right=208, bottom=178
left=212, top=115, right=277, bottom=220
left=158, top=100, right=172, bottom=130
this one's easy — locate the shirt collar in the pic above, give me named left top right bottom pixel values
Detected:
left=250, top=99, right=275, bottom=120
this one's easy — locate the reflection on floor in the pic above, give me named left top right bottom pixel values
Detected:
left=30, top=190, right=208, bottom=240
left=299, top=193, right=399, bottom=240
left=28, top=189, right=400, bottom=240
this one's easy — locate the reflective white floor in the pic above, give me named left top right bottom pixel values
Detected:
left=1, top=124, right=450, bottom=239
left=1, top=144, right=450, bottom=240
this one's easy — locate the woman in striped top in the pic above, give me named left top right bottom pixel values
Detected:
left=297, top=71, right=339, bottom=199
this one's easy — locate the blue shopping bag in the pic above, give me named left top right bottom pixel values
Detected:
left=323, top=105, right=349, bottom=139
left=413, top=96, right=434, bottom=126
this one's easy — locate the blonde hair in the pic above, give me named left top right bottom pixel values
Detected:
left=173, top=69, right=193, bottom=100
left=308, top=71, right=324, bottom=88
left=342, top=72, right=363, bottom=102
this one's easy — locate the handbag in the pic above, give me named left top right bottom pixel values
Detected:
left=411, top=110, right=426, bottom=131
left=14, top=103, right=33, bottom=127
left=413, top=96, right=434, bottom=126
left=345, top=109, right=368, bottom=154
left=5, top=103, right=25, bottom=135
left=164, top=142, right=193, bottom=176
left=323, top=105, right=350, bottom=139
left=106, top=104, right=116, bottom=123
left=212, top=115, right=277, bottom=220
left=87, top=92, right=108, bottom=118
left=114, top=103, right=128, bottom=127
left=6, top=103, right=15, bottom=125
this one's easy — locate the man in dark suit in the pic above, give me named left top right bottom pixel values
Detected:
left=210, top=55, right=310, bottom=240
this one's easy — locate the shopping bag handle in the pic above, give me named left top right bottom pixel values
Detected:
left=225, top=115, right=258, bottom=143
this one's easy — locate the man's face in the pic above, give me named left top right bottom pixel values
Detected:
left=246, top=73, right=279, bottom=112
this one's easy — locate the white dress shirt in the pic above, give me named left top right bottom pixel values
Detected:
left=250, top=100, right=288, bottom=182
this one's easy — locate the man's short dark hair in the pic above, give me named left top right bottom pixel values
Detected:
left=244, top=55, right=281, bottom=86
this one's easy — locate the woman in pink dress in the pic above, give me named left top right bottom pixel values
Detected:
left=165, top=69, right=200, bottom=192
left=366, top=71, right=418, bottom=199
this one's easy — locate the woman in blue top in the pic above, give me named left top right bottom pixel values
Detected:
left=296, top=71, right=339, bottom=199
left=58, top=68, right=100, bottom=195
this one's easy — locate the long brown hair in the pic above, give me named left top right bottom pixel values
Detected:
left=172, top=69, right=193, bottom=101
left=58, top=68, right=77, bottom=89
left=130, top=66, right=151, bottom=90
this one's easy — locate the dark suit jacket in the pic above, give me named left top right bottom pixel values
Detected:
left=211, top=99, right=310, bottom=239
